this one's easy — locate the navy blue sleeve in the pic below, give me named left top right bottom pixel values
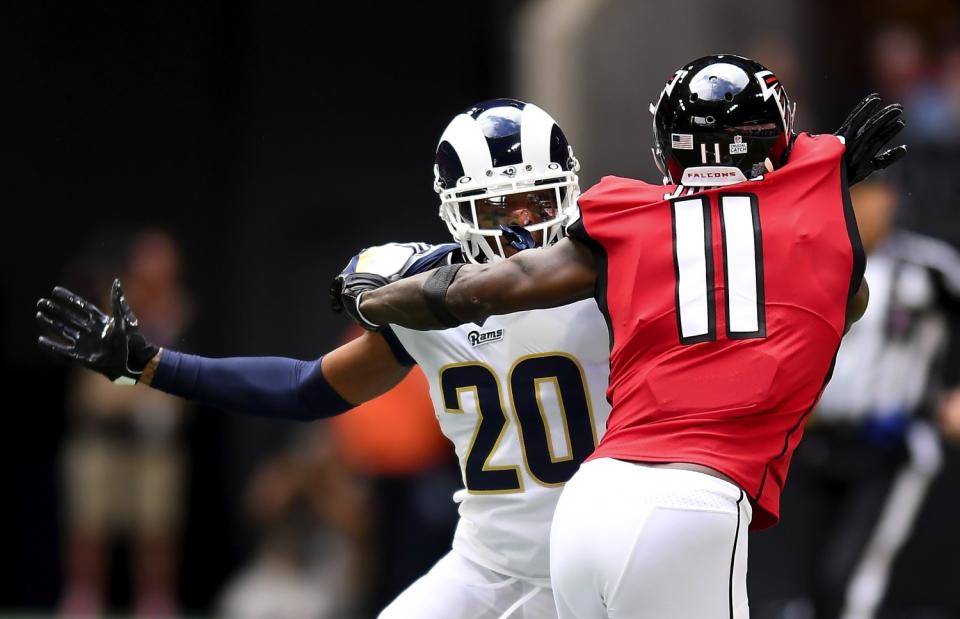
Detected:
left=152, top=351, right=353, bottom=422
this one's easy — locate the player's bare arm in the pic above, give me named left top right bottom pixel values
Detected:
left=318, top=331, right=409, bottom=402
left=358, top=237, right=597, bottom=330
left=845, top=277, right=870, bottom=333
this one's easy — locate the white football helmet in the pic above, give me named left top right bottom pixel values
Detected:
left=434, top=99, right=581, bottom=263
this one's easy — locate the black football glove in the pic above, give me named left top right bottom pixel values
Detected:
left=36, top=278, right=159, bottom=384
left=834, top=93, right=908, bottom=186
left=330, top=272, right=390, bottom=331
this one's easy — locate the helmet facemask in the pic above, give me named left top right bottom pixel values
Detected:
left=438, top=160, right=579, bottom=263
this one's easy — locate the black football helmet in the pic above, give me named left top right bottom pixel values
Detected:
left=651, top=54, right=795, bottom=186
left=434, top=98, right=580, bottom=263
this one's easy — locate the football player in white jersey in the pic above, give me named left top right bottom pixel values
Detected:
left=36, top=99, right=611, bottom=618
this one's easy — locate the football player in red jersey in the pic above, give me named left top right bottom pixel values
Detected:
left=336, top=55, right=907, bottom=618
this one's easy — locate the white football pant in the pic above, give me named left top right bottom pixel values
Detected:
left=550, top=458, right=751, bottom=618
left=379, top=549, right=557, bottom=619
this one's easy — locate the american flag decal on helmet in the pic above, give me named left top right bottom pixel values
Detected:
left=672, top=133, right=694, bottom=150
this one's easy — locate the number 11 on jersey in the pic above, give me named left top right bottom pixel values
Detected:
left=671, top=193, right=766, bottom=344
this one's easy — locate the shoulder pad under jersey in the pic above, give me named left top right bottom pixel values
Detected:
left=340, top=242, right=462, bottom=281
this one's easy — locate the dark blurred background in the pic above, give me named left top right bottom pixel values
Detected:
left=2, top=0, right=959, bottom=617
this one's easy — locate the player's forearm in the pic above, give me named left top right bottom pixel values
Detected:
left=360, top=268, right=475, bottom=330
left=360, top=261, right=532, bottom=329
left=360, top=241, right=596, bottom=330
left=147, top=350, right=354, bottom=421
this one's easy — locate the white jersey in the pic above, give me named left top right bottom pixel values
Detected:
left=345, top=242, right=611, bottom=585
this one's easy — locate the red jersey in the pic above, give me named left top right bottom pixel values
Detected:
left=570, top=133, right=864, bottom=529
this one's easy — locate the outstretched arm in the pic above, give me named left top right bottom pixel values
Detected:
left=37, top=280, right=410, bottom=421
left=140, top=331, right=410, bottom=421
left=359, top=237, right=598, bottom=330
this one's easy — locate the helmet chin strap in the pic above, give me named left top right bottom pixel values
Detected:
left=499, top=225, right=537, bottom=252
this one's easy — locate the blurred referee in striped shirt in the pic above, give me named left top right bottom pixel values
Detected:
left=753, top=176, right=960, bottom=619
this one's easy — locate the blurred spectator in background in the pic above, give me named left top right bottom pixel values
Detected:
left=871, top=23, right=960, bottom=145
left=217, top=425, right=371, bottom=619
left=59, top=230, right=191, bottom=618
left=751, top=177, right=960, bottom=619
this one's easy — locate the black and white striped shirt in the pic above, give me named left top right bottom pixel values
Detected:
left=818, top=230, right=960, bottom=423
